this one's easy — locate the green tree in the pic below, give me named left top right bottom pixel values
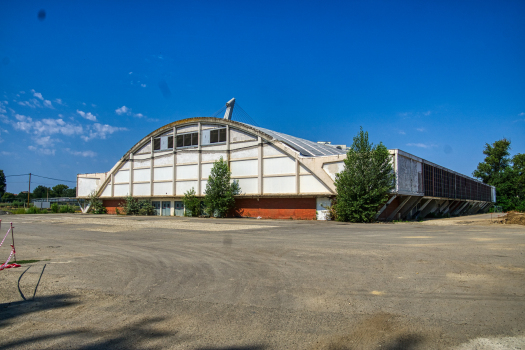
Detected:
left=334, top=127, right=395, bottom=222
left=183, top=187, right=201, bottom=217
left=88, top=191, right=107, bottom=214
left=2, top=192, right=16, bottom=202
left=204, top=157, right=241, bottom=218
left=51, top=184, right=69, bottom=197
left=32, top=185, right=50, bottom=199
left=119, top=195, right=155, bottom=215
left=0, top=170, right=6, bottom=199
left=64, top=187, right=76, bottom=197
left=473, top=139, right=511, bottom=184
left=473, top=139, right=525, bottom=211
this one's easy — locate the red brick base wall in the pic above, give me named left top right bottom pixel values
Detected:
left=233, top=198, right=317, bottom=220
left=103, top=200, right=122, bottom=215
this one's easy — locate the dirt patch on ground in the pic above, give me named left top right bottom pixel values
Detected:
left=491, top=212, right=525, bottom=226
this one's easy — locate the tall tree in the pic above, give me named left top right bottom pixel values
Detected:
left=204, top=157, right=240, bottom=218
left=0, top=170, right=6, bottom=199
left=334, top=127, right=395, bottom=222
left=51, top=184, right=69, bottom=197
left=473, top=139, right=511, bottom=184
left=32, top=185, right=50, bottom=199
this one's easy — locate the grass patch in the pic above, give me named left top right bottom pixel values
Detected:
left=14, top=259, right=46, bottom=264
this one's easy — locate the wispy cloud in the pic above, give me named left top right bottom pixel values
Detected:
left=423, top=111, right=431, bottom=116
left=81, top=123, right=127, bottom=141
left=43, top=100, right=54, bottom=108
left=141, top=84, right=146, bottom=88
left=519, top=112, right=525, bottom=116
left=54, top=98, right=64, bottom=105
left=31, top=89, right=44, bottom=100
left=406, top=143, right=437, bottom=149
left=28, top=145, right=55, bottom=155
left=77, top=109, right=97, bottom=121
left=398, top=130, right=406, bottom=135
left=12, top=114, right=84, bottom=136
left=416, top=127, right=425, bottom=132
left=65, top=148, right=97, bottom=157
left=115, top=105, right=147, bottom=118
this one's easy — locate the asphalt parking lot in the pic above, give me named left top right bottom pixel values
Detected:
left=0, top=214, right=524, bottom=349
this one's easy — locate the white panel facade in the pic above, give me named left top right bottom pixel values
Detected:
left=299, top=164, right=310, bottom=174
left=263, top=157, right=295, bottom=175
left=114, top=184, right=130, bottom=197
left=201, top=163, right=214, bottom=179
left=134, top=158, right=151, bottom=169
left=397, top=155, right=421, bottom=193
left=133, top=183, right=150, bottom=196
left=300, top=175, right=330, bottom=193
left=177, top=152, right=198, bottom=164
left=231, top=147, right=258, bottom=159
left=200, top=180, right=208, bottom=194
left=100, top=184, right=112, bottom=197
left=263, top=144, right=285, bottom=157
left=134, top=168, right=151, bottom=182
left=136, top=142, right=151, bottom=154
left=263, top=176, right=296, bottom=194
left=154, top=167, right=173, bottom=181
left=202, top=152, right=227, bottom=162
left=177, top=124, right=198, bottom=133
left=155, top=155, right=173, bottom=166
left=77, top=178, right=99, bottom=197
left=230, top=128, right=256, bottom=143
left=154, top=182, right=173, bottom=196
left=176, top=181, right=198, bottom=194
left=176, top=165, right=198, bottom=180
left=121, top=161, right=130, bottom=170
left=231, top=159, right=258, bottom=177
left=237, top=178, right=258, bottom=194
left=114, top=170, right=129, bottom=183
left=322, top=162, right=345, bottom=181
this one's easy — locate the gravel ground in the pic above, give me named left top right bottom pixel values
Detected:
left=0, top=214, right=524, bottom=349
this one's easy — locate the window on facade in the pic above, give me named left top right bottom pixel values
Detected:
left=210, top=128, right=227, bottom=143
left=176, top=132, right=198, bottom=148
left=154, top=135, right=174, bottom=151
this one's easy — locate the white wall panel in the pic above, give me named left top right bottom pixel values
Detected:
left=263, top=176, right=295, bottom=194
left=263, top=144, right=285, bottom=157
left=136, top=142, right=151, bottom=154
left=133, top=183, right=150, bottom=196
left=176, top=181, right=198, bottom=194
left=134, top=158, right=151, bottom=168
left=155, top=155, right=173, bottom=166
left=231, top=159, right=258, bottom=177
left=78, top=178, right=99, bottom=197
left=114, top=170, right=129, bottom=183
left=121, top=161, right=130, bottom=170
left=230, top=129, right=256, bottom=142
left=200, top=180, right=208, bottom=194
left=263, top=157, right=295, bottom=175
left=231, top=140, right=258, bottom=150
left=300, top=175, right=330, bottom=193
left=177, top=152, right=198, bottom=164
left=201, top=163, right=214, bottom=179
left=237, top=178, right=258, bottom=194
left=231, top=147, right=258, bottom=159
left=100, top=184, right=112, bottom=197
left=202, top=152, right=227, bottom=162
left=176, top=165, right=198, bottom=180
left=154, top=167, right=173, bottom=181
left=322, top=162, right=344, bottom=181
left=154, top=182, right=173, bottom=196
left=114, top=184, right=130, bottom=196
left=134, top=168, right=151, bottom=182
left=177, top=124, right=198, bottom=133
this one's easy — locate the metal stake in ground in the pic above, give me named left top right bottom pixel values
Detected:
left=11, top=222, right=16, bottom=262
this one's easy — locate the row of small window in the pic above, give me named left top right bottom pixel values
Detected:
left=153, top=128, right=227, bottom=151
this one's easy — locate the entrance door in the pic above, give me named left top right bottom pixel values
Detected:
left=174, top=201, right=184, bottom=216
left=152, top=201, right=161, bottom=216
left=162, top=201, right=171, bottom=216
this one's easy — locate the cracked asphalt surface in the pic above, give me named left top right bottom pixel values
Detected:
left=0, top=214, right=524, bottom=349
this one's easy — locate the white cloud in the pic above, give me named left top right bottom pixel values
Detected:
left=1, top=151, right=12, bottom=156
left=43, top=100, right=54, bottom=108
left=31, top=89, right=44, bottom=100
left=406, top=143, right=437, bottom=149
left=77, top=110, right=97, bottom=121
left=134, top=113, right=144, bottom=118
left=65, top=148, right=96, bottom=157
left=28, top=145, right=55, bottom=155
left=519, top=112, right=525, bottom=116
left=399, top=130, right=406, bottom=135
left=91, top=103, right=96, bottom=107
left=0, top=101, right=6, bottom=114
left=423, top=111, right=431, bottom=116
left=416, top=127, right=425, bottom=132
left=81, top=123, right=127, bottom=141
left=54, top=98, right=64, bottom=105
left=115, top=105, right=130, bottom=115
left=11, top=114, right=84, bottom=136
left=141, top=84, right=146, bottom=88
left=129, top=72, right=133, bottom=75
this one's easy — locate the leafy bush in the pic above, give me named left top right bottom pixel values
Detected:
left=59, top=205, right=76, bottom=213
left=204, top=157, right=241, bottom=218
left=334, top=127, right=395, bottom=222
left=120, top=196, right=155, bottom=215
left=50, top=203, right=60, bottom=213
left=88, top=191, right=107, bottom=214
left=183, top=188, right=201, bottom=217
left=15, top=208, right=26, bottom=214
left=12, top=201, right=23, bottom=208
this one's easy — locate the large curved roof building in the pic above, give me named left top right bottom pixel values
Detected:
left=77, top=99, right=494, bottom=220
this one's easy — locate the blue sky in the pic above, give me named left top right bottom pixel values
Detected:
left=1, top=0, right=524, bottom=194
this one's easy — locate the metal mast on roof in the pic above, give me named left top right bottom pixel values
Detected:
left=223, top=98, right=235, bottom=120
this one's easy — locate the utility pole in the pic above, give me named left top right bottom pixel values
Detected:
left=27, top=173, right=31, bottom=207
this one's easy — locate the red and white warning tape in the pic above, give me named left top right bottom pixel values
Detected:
left=0, top=226, right=12, bottom=248
left=0, top=245, right=19, bottom=270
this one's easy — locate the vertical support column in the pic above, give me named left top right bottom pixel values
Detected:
left=129, top=154, right=134, bottom=196
left=197, top=122, right=202, bottom=196
left=295, top=158, right=300, bottom=194
left=172, top=126, right=177, bottom=197
left=150, top=136, right=154, bottom=197
left=394, top=150, right=399, bottom=192
left=258, top=136, right=263, bottom=195
left=111, top=173, right=115, bottom=197
left=226, top=125, right=231, bottom=168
